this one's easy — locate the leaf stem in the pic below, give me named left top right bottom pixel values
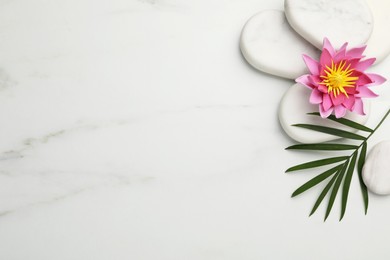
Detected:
left=355, top=108, right=390, bottom=151
left=371, top=108, right=390, bottom=134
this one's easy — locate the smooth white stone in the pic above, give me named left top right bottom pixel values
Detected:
left=279, top=83, right=370, bottom=143
left=284, top=0, right=373, bottom=50
left=363, top=141, right=390, bottom=195
left=365, top=0, right=390, bottom=63
left=240, top=10, right=319, bottom=79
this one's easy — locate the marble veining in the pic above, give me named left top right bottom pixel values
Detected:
left=0, top=68, right=16, bottom=90
left=0, top=120, right=125, bottom=161
left=0, top=171, right=155, bottom=218
left=1, top=104, right=258, bottom=162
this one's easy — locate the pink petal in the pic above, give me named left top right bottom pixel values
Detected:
left=342, top=96, right=355, bottom=110
left=366, top=73, right=387, bottom=86
left=323, top=38, right=335, bottom=56
left=334, top=105, right=347, bottom=118
left=296, top=75, right=313, bottom=88
left=322, top=94, right=332, bottom=111
left=302, top=54, right=320, bottom=75
left=347, top=58, right=360, bottom=69
left=310, top=89, right=323, bottom=104
left=320, top=48, right=332, bottom=67
left=319, top=104, right=333, bottom=118
left=338, top=42, right=348, bottom=52
left=346, top=46, right=367, bottom=59
left=333, top=42, right=348, bottom=63
left=356, top=86, right=378, bottom=98
left=356, top=73, right=373, bottom=86
left=355, top=58, right=376, bottom=71
left=353, top=98, right=365, bottom=115
left=330, top=93, right=345, bottom=106
left=345, top=86, right=358, bottom=95
left=309, top=75, right=321, bottom=84
left=317, top=84, right=328, bottom=93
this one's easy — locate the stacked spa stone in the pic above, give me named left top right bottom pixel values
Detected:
left=240, top=0, right=390, bottom=194
left=241, top=0, right=390, bottom=82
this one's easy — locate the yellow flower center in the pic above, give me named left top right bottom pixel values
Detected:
left=319, top=60, right=358, bottom=98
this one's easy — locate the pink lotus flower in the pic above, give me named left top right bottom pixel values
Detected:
left=296, top=38, right=386, bottom=118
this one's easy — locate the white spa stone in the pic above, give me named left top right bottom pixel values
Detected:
left=279, top=83, right=370, bottom=143
left=365, top=0, right=390, bottom=63
left=284, top=0, right=373, bottom=50
left=363, top=141, right=390, bottom=195
left=240, top=10, right=319, bottom=79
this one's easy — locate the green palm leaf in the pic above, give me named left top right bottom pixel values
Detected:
left=286, top=157, right=348, bottom=172
left=292, top=124, right=366, bottom=140
left=286, top=109, right=390, bottom=220
left=286, top=144, right=358, bottom=151
left=307, top=112, right=374, bottom=133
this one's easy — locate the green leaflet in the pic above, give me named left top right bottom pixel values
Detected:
left=307, top=112, right=374, bottom=133
left=286, top=143, right=358, bottom=151
left=325, top=161, right=349, bottom=221
left=292, top=124, right=366, bottom=140
left=357, top=142, right=369, bottom=214
left=310, top=173, right=338, bottom=216
left=286, top=157, right=348, bottom=172
left=340, top=152, right=358, bottom=220
left=292, top=165, right=342, bottom=197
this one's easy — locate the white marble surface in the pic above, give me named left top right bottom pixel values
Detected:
left=278, top=83, right=370, bottom=143
left=1, top=0, right=390, bottom=259
left=240, top=10, right=319, bottom=79
left=285, top=0, right=373, bottom=49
